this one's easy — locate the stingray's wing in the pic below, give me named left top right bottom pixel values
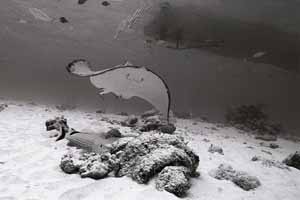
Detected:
left=67, top=59, right=171, bottom=120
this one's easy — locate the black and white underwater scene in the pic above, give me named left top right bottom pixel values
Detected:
left=1, top=0, right=300, bottom=199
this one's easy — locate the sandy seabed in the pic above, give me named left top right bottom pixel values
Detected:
left=0, top=99, right=300, bottom=200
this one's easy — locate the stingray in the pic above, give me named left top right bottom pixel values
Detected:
left=66, top=59, right=171, bottom=121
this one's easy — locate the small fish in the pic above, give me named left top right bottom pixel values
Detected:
left=28, top=8, right=52, bottom=22
left=252, top=51, right=266, bottom=58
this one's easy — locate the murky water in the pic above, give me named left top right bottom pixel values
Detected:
left=0, top=0, right=300, bottom=131
left=144, top=2, right=300, bottom=71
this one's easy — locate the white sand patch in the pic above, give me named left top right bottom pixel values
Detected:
left=0, top=99, right=299, bottom=200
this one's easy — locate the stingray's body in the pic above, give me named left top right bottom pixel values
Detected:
left=45, top=61, right=172, bottom=149
left=66, top=60, right=171, bottom=121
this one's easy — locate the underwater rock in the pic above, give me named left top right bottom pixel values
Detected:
left=56, top=104, right=76, bottom=111
left=283, top=151, right=300, bottom=170
left=203, top=138, right=210, bottom=143
left=139, top=115, right=175, bottom=133
left=112, top=133, right=199, bottom=179
left=104, top=128, right=122, bottom=138
left=0, top=104, right=8, bottom=112
left=130, top=145, right=195, bottom=183
left=139, top=115, right=161, bottom=131
left=208, top=144, right=224, bottom=155
left=232, top=174, right=261, bottom=191
left=59, top=17, right=68, bottom=23
left=255, top=134, right=277, bottom=141
left=269, top=143, right=279, bottom=149
left=121, top=115, right=138, bottom=127
left=60, top=133, right=199, bottom=196
left=210, top=164, right=261, bottom=191
left=251, top=156, right=259, bottom=161
left=156, top=166, right=191, bottom=197
left=108, top=137, right=133, bottom=154
left=79, top=160, right=110, bottom=179
left=127, top=115, right=138, bottom=126
left=118, top=112, right=129, bottom=116
left=158, top=123, right=176, bottom=134
left=260, top=142, right=279, bottom=149
left=78, top=152, right=116, bottom=179
left=226, top=104, right=282, bottom=135
left=251, top=156, right=289, bottom=170
left=100, top=117, right=118, bottom=125
left=174, top=111, right=192, bottom=119
left=60, top=152, right=116, bottom=179
left=211, top=164, right=235, bottom=180
left=140, top=123, right=160, bottom=132
left=143, top=114, right=162, bottom=124
left=96, top=110, right=105, bottom=114
left=60, top=153, right=82, bottom=174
